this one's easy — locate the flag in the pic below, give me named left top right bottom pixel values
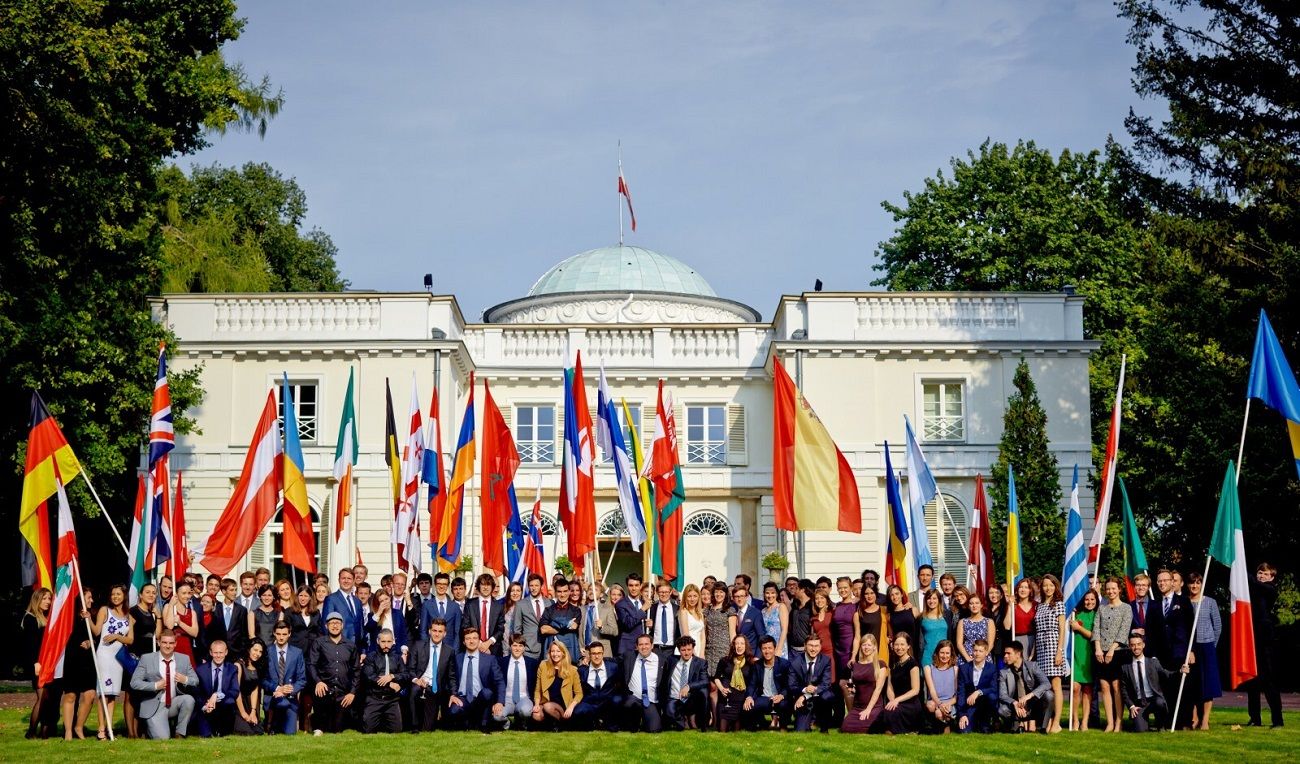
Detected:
left=772, top=361, right=862, bottom=533
left=20, top=392, right=83, bottom=590
left=393, top=375, right=425, bottom=572
left=1088, top=356, right=1126, bottom=562
left=598, top=367, right=647, bottom=550
left=36, top=472, right=80, bottom=687
left=882, top=444, right=909, bottom=591
left=968, top=473, right=994, bottom=596
left=645, top=379, right=687, bottom=587
left=436, top=373, right=476, bottom=571
left=904, top=415, right=937, bottom=568
left=1245, top=309, right=1300, bottom=478
left=1006, top=465, right=1023, bottom=589
left=129, top=343, right=176, bottom=600
left=167, top=470, right=190, bottom=579
left=559, top=353, right=597, bottom=576
left=480, top=379, right=519, bottom=574
left=520, top=481, right=549, bottom=596
left=1209, top=461, right=1257, bottom=688
left=201, top=390, right=283, bottom=576
left=332, top=368, right=359, bottom=562
left=1062, top=465, right=1089, bottom=616
left=147, top=457, right=172, bottom=568
left=281, top=374, right=315, bottom=574
left=619, top=165, right=637, bottom=232
left=423, top=385, right=449, bottom=560
left=623, top=398, right=656, bottom=565
left=384, top=379, right=403, bottom=562
left=1117, top=477, right=1149, bottom=600
left=505, top=484, right=526, bottom=584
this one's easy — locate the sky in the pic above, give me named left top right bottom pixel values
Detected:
left=189, top=1, right=1145, bottom=320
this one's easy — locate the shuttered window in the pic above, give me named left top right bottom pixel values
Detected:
left=923, top=493, right=969, bottom=579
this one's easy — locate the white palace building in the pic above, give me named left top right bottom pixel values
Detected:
left=154, top=244, right=1098, bottom=586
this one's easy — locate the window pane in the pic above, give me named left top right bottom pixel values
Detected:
left=539, top=406, right=553, bottom=426
left=518, top=406, right=533, bottom=426
left=688, top=407, right=703, bottom=427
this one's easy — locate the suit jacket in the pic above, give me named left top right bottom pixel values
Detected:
left=454, top=650, right=506, bottom=703
left=1154, top=594, right=1193, bottom=663
left=731, top=604, right=767, bottom=649
left=788, top=653, right=832, bottom=697
left=1120, top=655, right=1175, bottom=709
left=748, top=656, right=793, bottom=700
left=205, top=603, right=249, bottom=656
left=323, top=589, right=366, bottom=643
left=578, top=660, right=624, bottom=704
left=362, top=647, right=410, bottom=698
left=419, top=596, right=463, bottom=647
left=534, top=660, right=583, bottom=707
left=261, top=644, right=307, bottom=700
left=579, top=600, right=618, bottom=657
left=498, top=655, right=539, bottom=705
left=648, top=601, right=682, bottom=648
left=130, top=651, right=199, bottom=719
left=956, top=660, right=999, bottom=713
left=1130, top=595, right=1155, bottom=636
left=462, top=596, right=506, bottom=655
left=512, top=596, right=552, bottom=658
left=622, top=652, right=670, bottom=706
left=407, top=638, right=457, bottom=695
left=196, top=660, right=240, bottom=706
left=614, top=597, right=647, bottom=654
left=997, top=660, right=1051, bottom=712
left=665, top=654, right=710, bottom=698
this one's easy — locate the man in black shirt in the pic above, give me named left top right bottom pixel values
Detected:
left=786, top=579, right=814, bottom=660
left=307, top=611, right=361, bottom=734
left=1246, top=562, right=1283, bottom=728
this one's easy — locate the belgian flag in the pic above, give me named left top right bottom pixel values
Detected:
left=20, top=393, right=82, bottom=590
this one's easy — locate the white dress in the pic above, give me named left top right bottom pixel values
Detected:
left=96, top=610, right=130, bottom=696
left=684, top=610, right=706, bottom=652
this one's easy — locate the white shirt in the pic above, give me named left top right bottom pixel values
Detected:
left=671, top=658, right=690, bottom=696
left=628, top=653, right=660, bottom=699
left=971, top=660, right=986, bottom=688
left=162, top=656, right=177, bottom=705
left=506, top=657, right=527, bottom=701
left=1133, top=657, right=1148, bottom=699
left=422, top=642, right=441, bottom=683
left=587, top=663, right=605, bottom=689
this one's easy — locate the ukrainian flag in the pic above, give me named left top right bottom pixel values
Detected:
left=1246, top=309, right=1300, bottom=478
left=1006, top=465, right=1023, bottom=589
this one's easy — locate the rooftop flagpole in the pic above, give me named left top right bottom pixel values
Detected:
left=618, top=141, right=624, bottom=246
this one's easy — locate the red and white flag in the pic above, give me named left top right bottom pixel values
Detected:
left=201, top=391, right=283, bottom=576
left=393, top=374, right=425, bottom=572
left=36, top=471, right=80, bottom=687
left=1088, top=355, right=1126, bottom=563
left=967, top=474, right=994, bottom=595
left=618, top=168, right=637, bottom=232
left=166, top=470, right=190, bottom=579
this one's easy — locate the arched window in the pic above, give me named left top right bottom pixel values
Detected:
left=251, top=503, right=324, bottom=583
left=538, top=513, right=559, bottom=536
left=683, top=510, right=730, bottom=536
left=923, top=493, right=969, bottom=579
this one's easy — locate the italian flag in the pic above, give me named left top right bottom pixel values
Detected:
left=1209, top=462, right=1257, bottom=689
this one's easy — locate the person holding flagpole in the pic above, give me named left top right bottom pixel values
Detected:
left=1092, top=577, right=1132, bottom=733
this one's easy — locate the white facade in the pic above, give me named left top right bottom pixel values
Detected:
left=153, top=247, right=1097, bottom=587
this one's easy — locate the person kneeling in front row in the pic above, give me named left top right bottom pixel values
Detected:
left=956, top=639, right=998, bottom=733
left=998, top=641, right=1052, bottom=732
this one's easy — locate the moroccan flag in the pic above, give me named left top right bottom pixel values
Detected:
left=423, top=385, right=448, bottom=557
left=772, top=361, right=861, bottom=533
left=645, top=379, right=687, bottom=587
left=559, top=354, right=597, bottom=576
left=201, top=391, right=283, bottom=576
left=393, top=375, right=425, bottom=572
left=437, top=373, right=476, bottom=571
left=1117, top=477, right=1149, bottom=600
left=1245, top=309, right=1300, bottom=478
left=20, top=392, right=83, bottom=590
left=1089, top=356, right=1126, bottom=563
left=1006, top=465, right=1023, bottom=590
left=167, top=471, right=190, bottom=579
left=333, top=368, right=358, bottom=554
left=1209, top=462, right=1257, bottom=688
left=281, top=374, right=315, bottom=573
left=623, top=398, right=656, bottom=564
left=36, top=472, right=81, bottom=688
left=882, top=445, right=909, bottom=591
left=968, top=473, right=993, bottom=596
left=480, top=379, right=520, bottom=574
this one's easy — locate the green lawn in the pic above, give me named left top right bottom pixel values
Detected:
left=1, top=707, right=1294, bottom=763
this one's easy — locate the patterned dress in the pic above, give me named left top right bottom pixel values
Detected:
left=95, top=609, right=131, bottom=696
left=1033, top=601, right=1068, bottom=678
left=762, top=605, right=787, bottom=658
left=703, top=606, right=731, bottom=675
left=959, top=616, right=988, bottom=664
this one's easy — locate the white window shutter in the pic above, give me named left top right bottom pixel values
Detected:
left=673, top=402, right=685, bottom=461
left=249, top=529, right=268, bottom=569
left=642, top=404, right=657, bottom=457
left=556, top=400, right=565, bottom=465
left=318, top=496, right=331, bottom=575
left=726, top=403, right=747, bottom=466
left=500, top=405, right=512, bottom=431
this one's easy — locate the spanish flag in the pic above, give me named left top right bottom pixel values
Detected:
left=772, top=361, right=860, bottom=533
left=20, top=393, right=83, bottom=590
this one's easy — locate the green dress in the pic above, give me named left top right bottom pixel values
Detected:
left=1071, top=610, right=1096, bottom=683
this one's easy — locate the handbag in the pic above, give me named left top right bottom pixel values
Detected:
left=115, top=648, right=140, bottom=675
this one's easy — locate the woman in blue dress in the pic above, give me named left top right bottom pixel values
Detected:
left=761, top=582, right=789, bottom=658
left=917, top=589, right=949, bottom=668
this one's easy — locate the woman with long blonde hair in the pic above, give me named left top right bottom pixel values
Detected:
left=21, top=588, right=52, bottom=738
left=531, top=640, right=583, bottom=728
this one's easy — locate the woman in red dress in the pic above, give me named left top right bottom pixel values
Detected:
left=164, top=579, right=199, bottom=661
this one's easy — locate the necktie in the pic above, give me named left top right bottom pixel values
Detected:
left=469, top=654, right=480, bottom=697
left=677, top=662, right=688, bottom=695
left=383, top=652, right=390, bottom=677
left=460, top=656, right=471, bottom=696
left=535, top=599, right=542, bottom=621
left=586, top=605, right=595, bottom=645
left=346, top=594, right=355, bottom=618
left=593, top=667, right=602, bottom=689
left=225, top=605, right=232, bottom=628
left=640, top=658, right=650, bottom=707
left=481, top=601, right=489, bottom=641
left=279, top=649, right=286, bottom=682
left=512, top=660, right=522, bottom=703
left=1136, top=659, right=1147, bottom=699
left=659, top=605, right=669, bottom=645
left=430, top=646, right=439, bottom=694
left=1164, top=597, right=1171, bottom=617
left=214, top=664, right=221, bottom=696
left=164, top=659, right=173, bottom=707
left=1138, top=600, right=1146, bottom=625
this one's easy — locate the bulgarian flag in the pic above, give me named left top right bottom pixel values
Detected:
left=1208, top=462, right=1257, bottom=688
left=772, top=360, right=861, bottom=534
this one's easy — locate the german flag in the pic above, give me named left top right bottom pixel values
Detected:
left=20, top=393, right=83, bottom=590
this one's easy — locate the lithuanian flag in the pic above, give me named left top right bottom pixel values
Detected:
left=772, top=361, right=860, bottom=533
left=20, top=393, right=83, bottom=590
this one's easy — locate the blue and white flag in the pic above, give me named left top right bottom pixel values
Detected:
left=903, top=415, right=937, bottom=568
left=597, top=366, right=647, bottom=550
left=1062, top=465, right=1088, bottom=615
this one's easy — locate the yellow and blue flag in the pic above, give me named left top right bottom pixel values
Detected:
left=1246, top=309, right=1300, bottom=477
left=1006, top=465, right=1023, bottom=589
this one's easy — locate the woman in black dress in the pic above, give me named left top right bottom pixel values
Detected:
left=886, top=585, right=919, bottom=648
left=712, top=634, right=755, bottom=731
left=233, top=639, right=266, bottom=735
left=125, top=582, right=161, bottom=738
left=881, top=632, right=926, bottom=734
left=21, top=587, right=52, bottom=738
left=60, top=588, right=98, bottom=740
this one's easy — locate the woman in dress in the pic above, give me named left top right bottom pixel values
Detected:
left=917, top=589, right=949, bottom=669
left=703, top=583, right=732, bottom=674
left=713, top=634, right=755, bottom=731
left=810, top=590, right=836, bottom=682
left=61, top=588, right=98, bottom=740
left=760, top=582, right=789, bottom=658
left=531, top=641, right=583, bottom=729
left=881, top=632, right=926, bottom=734
left=1010, top=578, right=1037, bottom=657
left=679, top=584, right=707, bottom=660
left=1069, top=589, right=1098, bottom=731
left=92, top=584, right=133, bottom=739
left=248, top=584, right=282, bottom=647
left=830, top=578, right=858, bottom=685
left=954, top=593, right=990, bottom=665
left=886, top=584, right=919, bottom=650
left=21, top=587, right=51, bottom=739
left=839, top=633, right=886, bottom=733
left=1032, top=573, right=1068, bottom=733
left=1187, top=572, right=1223, bottom=729
left=164, top=579, right=199, bottom=663
left=923, top=640, right=958, bottom=733
left=124, top=582, right=161, bottom=738
left=985, top=584, right=1010, bottom=661
left=1092, top=577, right=1132, bottom=733
left=233, top=639, right=265, bottom=735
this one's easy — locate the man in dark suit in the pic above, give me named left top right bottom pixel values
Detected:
left=574, top=641, right=624, bottom=730
left=262, top=622, right=307, bottom=734
left=1152, top=568, right=1195, bottom=727
left=406, top=572, right=433, bottom=643
left=1247, top=562, right=1283, bottom=728
left=323, top=568, right=366, bottom=644
left=789, top=634, right=834, bottom=732
left=615, top=575, right=649, bottom=659
left=419, top=572, right=462, bottom=650
left=308, top=612, right=361, bottom=734
left=408, top=617, right=458, bottom=731
left=447, top=627, right=507, bottom=732
left=732, top=586, right=766, bottom=650
left=998, top=642, right=1053, bottom=731
left=1129, top=573, right=1155, bottom=643
left=498, top=635, right=539, bottom=729
left=208, top=580, right=249, bottom=659
left=745, top=635, right=793, bottom=730
left=462, top=573, right=506, bottom=657
left=663, top=636, right=710, bottom=730
left=195, top=640, right=240, bottom=737
left=360, top=629, right=409, bottom=733
left=648, top=582, right=681, bottom=660
left=957, top=639, right=999, bottom=732
left=621, top=634, right=669, bottom=732
left=1121, top=633, right=1186, bottom=732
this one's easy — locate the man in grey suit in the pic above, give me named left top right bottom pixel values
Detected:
left=1121, top=632, right=1187, bottom=732
left=998, top=642, right=1053, bottom=732
left=130, top=630, right=200, bottom=739
left=512, top=574, right=552, bottom=660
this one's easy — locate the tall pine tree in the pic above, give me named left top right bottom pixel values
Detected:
left=989, top=360, right=1063, bottom=579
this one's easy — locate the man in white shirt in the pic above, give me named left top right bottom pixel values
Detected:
left=236, top=572, right=258, bottom=611
left=498, top=635, right=537, bottom=729
left=1121, top=633, right=1184, bottom=732
left=512, top=574, right=552, bottom=660
left=573, top=641, right=624, bottom=730
left=620, top=634, right=666, bottom=732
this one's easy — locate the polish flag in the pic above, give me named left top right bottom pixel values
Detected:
left=1088, top=356, right=1126, bottom=562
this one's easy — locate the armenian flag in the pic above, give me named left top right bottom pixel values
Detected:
left=437, top=373, right=476, bottom=571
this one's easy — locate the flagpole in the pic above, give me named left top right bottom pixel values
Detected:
left=602, top=534, right=621, bottom=586
left=78, top=467, right=132, bottom=558
left=618, top=141, right=624, bottom=247
left=1170, top=553, right=1212, bottom=731
left=72, top=556, right=116, bottom=741
left=1091, top=354, right=1127, bottom=582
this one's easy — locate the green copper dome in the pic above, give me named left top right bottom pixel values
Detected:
left=527, top=245, right=717, bottom=297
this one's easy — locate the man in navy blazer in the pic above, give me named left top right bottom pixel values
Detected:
left=207, top=580, right=249, bottom=658
left=745, top=636, right=793, bottom=730
left=663, top=636, right=710, bottom=730
left=956, top=639, right=999, bottom=733
left=647, top=583, right=682, bottom=660
left=448, top=627, right=507, bottom=732
left=621, top=634, right=671, bottom=732
left=408, top=618, right=458, bottom=731
left=419, top=573, right=463, bottom=651
left=195, top=640, right=240, bottom=737
left=262, top=622, right=307, bottom=734
left=789, top=634, right=834, bottom=732
left=461, top=574, right=507, bottom=656
left=323, top=568, right=365, bottom=643
left=498, top=635, right=539, bottom=729
left=731, top=586, right=766, bottom=650
left=574, top=641, right=624, bottom=730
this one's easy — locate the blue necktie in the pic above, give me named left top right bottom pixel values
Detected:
left=469, top=654, right=479, bottom=697
left=640, top=658, right=650, bottom=707
left=659, top=605, right=668, bottom=645
left=430, top=646, right=439, bottom=694
left=512, top=660, right=521, bottom=704
left=460, top=655, right=470, bottom=696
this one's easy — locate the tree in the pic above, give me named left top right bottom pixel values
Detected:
left=988, top=361, right=1063, bottom=578
left=158, top=162, right=347, bottom=292
left=0, top=0, right=281, bottom=580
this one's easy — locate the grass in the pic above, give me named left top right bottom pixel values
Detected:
left=0, top=707, right=1294, bottom=763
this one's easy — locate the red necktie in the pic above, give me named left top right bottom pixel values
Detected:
left=535, top=599, right=542, bottom=620
left=1138, top=601, right=1146, bottom=626
left=163, top=659, right=173, bottom=707
left=481, top=601, right=489, bottom=641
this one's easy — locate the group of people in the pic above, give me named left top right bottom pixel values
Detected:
left=18, top=558, right=1285, bottom=739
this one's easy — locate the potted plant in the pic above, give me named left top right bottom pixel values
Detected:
left=554, top=555, right=575, bottom=578
left=453, top=555, right=475, bottom=574
left=762, top=551, right=789, bottom=582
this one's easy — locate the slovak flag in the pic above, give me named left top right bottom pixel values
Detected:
left=521, top=481, right=549, bottom=596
